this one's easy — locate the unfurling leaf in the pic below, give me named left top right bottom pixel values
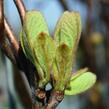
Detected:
left=70, top=68, right=88, bottom=81
left=52, top=11, right=82, bottom=91
left=53, top=43, right=72, bottom=90
left=33, top=32, right=56, bottom=87
left=20, top=11, right=55, bottom=88
left=20, top=11, right=49, bottom=65
left=54, top=11, right=81, bottom=49
left=20, top=10, right=96, bottom=94
left=65, top=72, right=96, bottom=95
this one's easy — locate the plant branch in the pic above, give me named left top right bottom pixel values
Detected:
left=44, top=91, right=64, bottom=109
left=0, top=38, right=16, bottom=63
left=86, top=0, right=93, bottom=33
left=13, top=1, right=40, bottom=109
left=4, top=18, right=19, bottom=55
left=13, top=66, right=32, bottom=109
left=58, top=0, right=69, bottom=10
left=0, top=0, right=16, bottom=63
left=13, top=0, right=26, bottom=24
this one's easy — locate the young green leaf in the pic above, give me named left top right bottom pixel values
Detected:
left=53, top=43, right=72, bottom=91
left=33, top=32, right=56, bottom=87
left=20, top=30, right=35, bottom=63
left=20, top=11, right=54, bottom=88
left=52, top=11, right=81, bottom=91
left=65, top=72, right=96, bottom=95
left=54, top=11, right=81, bottom=49
left=20, top=11, right=49, bottom=65
left=23, top=11, right=49, bottom=45
left=20, top=29, right=45, bottom=85
left=69, top=68, right=88, bottom=81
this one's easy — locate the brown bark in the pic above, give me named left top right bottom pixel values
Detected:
left=0, top=0, right=16, bottom=63
left=44, top=91, right=64, bottom=109
left=13, top=0, right=26, bottom=24
left=4, top=18, right=19, bottom=55
left=13, top=66, right=32, bottom=109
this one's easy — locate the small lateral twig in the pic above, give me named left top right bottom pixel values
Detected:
left=13, top=0, right=26, bottom=24
left=0, top=0, right=3, bottom=32
left=86, top=0, right=93, bottom=33
left=58, top=0, right=69, bottom=10
left=13, top=66, right=32, bottom=109
left=0, top=0, right=16, bottom=63
left=4, top=18, right=19, bottom=55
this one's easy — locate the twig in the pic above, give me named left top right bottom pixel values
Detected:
left=44, top=91, right=64, bottom=109
left=0, top=38, right=16, bottom=63
left=13, top=66, right=32, bottom=109
left=58, top=0, right=69, bottom=10
left=86, top=0, right=93, bottom=33
left=13, top=0, right=26, bottom=24
left=4, top=18, right=19, bottom=55
left=0, top=0, right=3, bottom=31
left=0, top=0, right=16, bottom=63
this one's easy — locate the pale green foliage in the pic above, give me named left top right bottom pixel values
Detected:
left=53, top=11, right=82, bottom=90
left=54, top=11, right=81, bottom=49
left=20, top=11, right=49, bottom=65
left=20, top=11, right=55, bottom=88
left=70, top=68, right=88, bottom=80
left=65, top=71, right=96, bottom=95
left=20, top=10, right=96, bottom=94
left=24, top=11, right=49, bottom=43
left=52, top=43, right=72, bottom=90
left=33, top=33, right=56, bottom=87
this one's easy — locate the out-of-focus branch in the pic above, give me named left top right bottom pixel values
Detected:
left=0, top=39, right=16, bottom=63
left=13, top=66, right=32, bottom=109
left=1, top=39, right=16, bottom=63
left=100, top=2, right=109, bottom=78
left=86, top=0, right=93, bottom=33
left=0, top=0, right=4, bottom=34
left=4, top=18, right=19, bottom=55
left=0, top=0, right=16, bottom=63
left=13, top=0, right=26, bottom=24
left=58, top=0, right=68, bottom=10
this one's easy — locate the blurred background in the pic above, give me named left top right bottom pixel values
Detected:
left=0, top=0, right=109, bottom=109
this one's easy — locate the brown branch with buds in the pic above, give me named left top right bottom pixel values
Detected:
left=44, top=91, right=64, bottom=109
left=1, top=0, right=65, bottom=109
left=13, top=1, right=65, bottom=109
